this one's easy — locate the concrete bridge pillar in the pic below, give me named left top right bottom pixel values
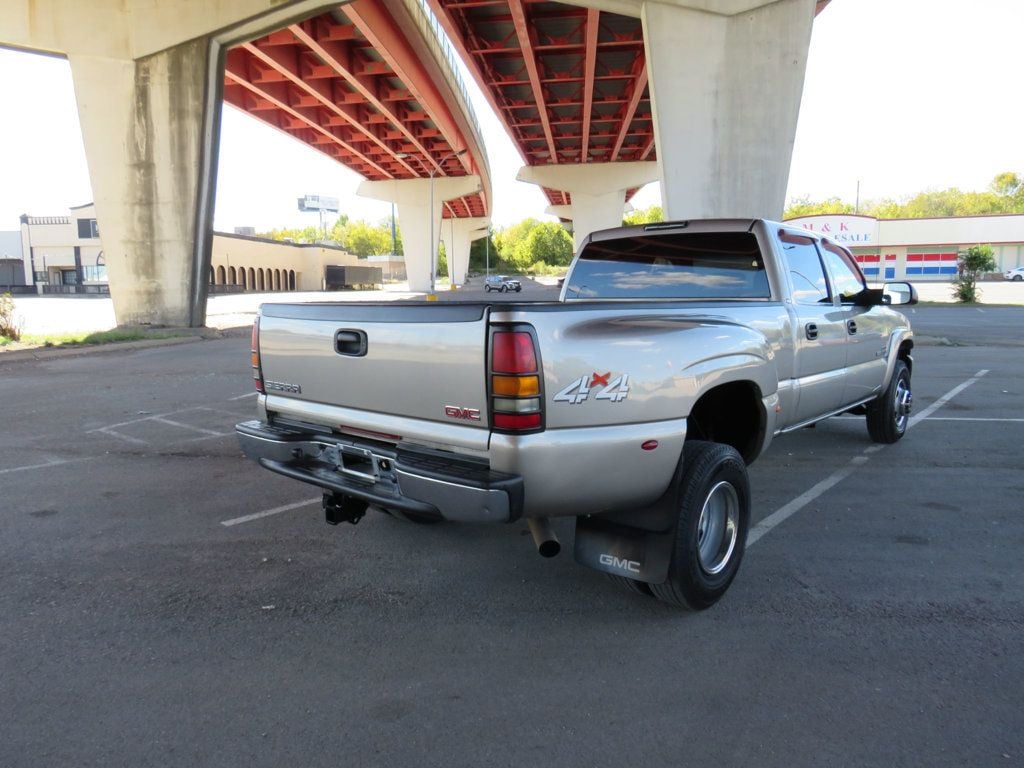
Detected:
left=641, top=0, right=816, bottom=220
left=517, top=162, right=659, bottom=251
left=68, top=39, right=216, bottom=326
left=440, top=217, right=488, bottom=287
left=358, top=177, right=481, bottom=292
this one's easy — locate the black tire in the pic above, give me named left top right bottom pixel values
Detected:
left=500, top=284, right=508, bottom=293
left=605, top=573, right=654, bottom=597
left=866, top=359, right=912, bottom=443
left=649, top=441, right=750, bottom=610
left=485, top=285, right=492, bottom=293
left=1014, top=275, right=1023, bottom=282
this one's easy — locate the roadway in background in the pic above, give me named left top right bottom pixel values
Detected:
left=1, top=303, right=1022, bottom=766
left=9, top=277, right=1024, bottom=337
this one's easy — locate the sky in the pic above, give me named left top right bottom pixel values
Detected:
left=0, top=0, right=1021, bottom=235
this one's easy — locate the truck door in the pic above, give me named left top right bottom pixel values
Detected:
left=819, top=242, right=888, bottom=406
left=777, top=230, right=848, bottom=425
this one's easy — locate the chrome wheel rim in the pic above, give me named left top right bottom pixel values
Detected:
left=894, top=376, right=912, bottom=433
left=696, top=481, right=740, bottom=575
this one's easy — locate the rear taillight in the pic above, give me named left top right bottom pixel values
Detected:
left=251, top=318, right=264, bottom=393
left=490, top=327, right=543, bottom=433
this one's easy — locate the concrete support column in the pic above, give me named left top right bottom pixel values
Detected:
left=517, top=162, right=659, bottom=251
left=68, top=37, right=216, bottom=326
left=440, top=217, right=489, bottom=287
left=641, top=0, right=815, bottom=220
left=358, top=176, right=481, bottom=292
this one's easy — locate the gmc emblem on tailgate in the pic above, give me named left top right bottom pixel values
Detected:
left=444, top=405, right=481, bottom=421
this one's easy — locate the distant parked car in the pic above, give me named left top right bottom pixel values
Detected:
left=485, top=275, right=522, bottom=293
left=1005, top=266, right=1024, bottom=282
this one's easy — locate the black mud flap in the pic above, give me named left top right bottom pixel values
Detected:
left=573, top=515, right=674, bottom=584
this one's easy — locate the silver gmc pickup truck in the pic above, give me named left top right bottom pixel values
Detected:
left=237, top=219, right=916, bottom=610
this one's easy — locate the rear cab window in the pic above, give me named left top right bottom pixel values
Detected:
left=564, top=230, right=770, bottom=300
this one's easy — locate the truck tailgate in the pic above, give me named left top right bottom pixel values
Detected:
left=258, top=303, right=490, bottom=427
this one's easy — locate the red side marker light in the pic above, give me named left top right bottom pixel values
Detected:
left=641, top=440, right=659, bottom=451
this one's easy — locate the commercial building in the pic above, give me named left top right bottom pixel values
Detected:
left=14, top=203, right=405, bottom=295
left=785, top=213, right=1024, bottom=281
left=0, top=230, right=23, bottom=286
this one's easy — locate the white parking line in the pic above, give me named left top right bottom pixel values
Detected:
left=0, top=457, right=86, bottom=475
left=95, top=427, right=149, bottom=446
left=220, top=497, right=321, bottom=527
left=229, top=392, right=259, bottom=401
left=925, top=417, right=1024, bottom=422
left=150, top=416, right=226, bottom=437
left=748, top=369, right=989, bottom=548
left=908, top=369, right=988, bottom=428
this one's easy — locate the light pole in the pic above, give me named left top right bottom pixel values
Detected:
left=429, top=148, right=467, bottom=298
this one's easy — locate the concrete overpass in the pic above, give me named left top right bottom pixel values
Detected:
left=0, top=0, right=493, bottom=326
left=1, top=0, right=829, bottom=326
left=430, top=0, right=831, bottom=248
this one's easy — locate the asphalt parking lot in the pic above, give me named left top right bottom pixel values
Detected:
left=1, top=303, right=1022, bottom=767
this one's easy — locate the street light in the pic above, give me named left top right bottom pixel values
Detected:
left=429, top=147, right=467, bottom=297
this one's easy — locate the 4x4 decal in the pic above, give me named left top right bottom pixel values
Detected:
left=554, top=372, right=630, bottom=405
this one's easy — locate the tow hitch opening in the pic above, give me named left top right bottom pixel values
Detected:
left=323, top=493, right=368, bottom=526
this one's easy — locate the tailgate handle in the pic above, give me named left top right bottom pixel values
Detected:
left=335, top=329, right=368, bottom=357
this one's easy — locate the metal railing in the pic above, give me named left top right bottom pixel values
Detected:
left=408, top=0, right=490, bottom=179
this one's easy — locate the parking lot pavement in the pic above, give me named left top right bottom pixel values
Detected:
left=1, top=312, right=1022, bottom=767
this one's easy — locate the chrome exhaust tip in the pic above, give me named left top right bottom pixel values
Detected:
left=527, top=518, right=560, bottom=558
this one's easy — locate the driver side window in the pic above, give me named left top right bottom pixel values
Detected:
left=821, top=243, right=867, bottom=303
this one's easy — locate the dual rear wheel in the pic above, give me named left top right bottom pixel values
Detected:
left=612, top=440, right=751, bottom=610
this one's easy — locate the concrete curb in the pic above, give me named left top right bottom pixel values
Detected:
left=0, top=325, right=250, bottom=365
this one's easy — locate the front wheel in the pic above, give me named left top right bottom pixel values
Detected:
left=649, top=441, right=750, bottom=610
left=1014, top=275, right=1023, bottom=282
left=500, top=285, right=508, bottom=293
left=866, top=359, right=912, bottom=443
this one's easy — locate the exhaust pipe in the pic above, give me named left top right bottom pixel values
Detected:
left=527, top=518, right=560, bottom=558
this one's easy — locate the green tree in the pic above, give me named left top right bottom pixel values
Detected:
left=518, top=221, right=574, bottom=267
left=494, top=218, right=542, bottom=271
left=469, top=232, right=497, bottom=273
left=952, top=244, right=997, bottom=303
left=623, top=205, right=664, bottom=225
left=343, top=220, right=392, bottom=257
left=786, top=171, right=1024, bottom=221
left=990, top=171, right=1021, bottom=198
left=0, top=292, right=22, bottom=341
left=784, top=196, right=855, bottom=219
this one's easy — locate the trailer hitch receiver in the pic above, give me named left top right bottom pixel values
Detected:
left=323, top=493, right=368, bottom=525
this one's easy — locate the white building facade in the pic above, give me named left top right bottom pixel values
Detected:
left=20, top=203, right=106, bottom=291
left=16, top=203, right=404, bottom=296
left=785, top=213, right=1024, bottom=281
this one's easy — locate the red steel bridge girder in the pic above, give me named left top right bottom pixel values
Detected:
left=223, top=0, right=489, bottom=220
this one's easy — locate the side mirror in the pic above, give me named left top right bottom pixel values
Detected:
left=883, top=282, right=918, bottom=306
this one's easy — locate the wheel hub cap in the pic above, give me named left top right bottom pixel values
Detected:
left=894, top=378, right=912, bottom=431
left=696, top=481, right=740, bottom=576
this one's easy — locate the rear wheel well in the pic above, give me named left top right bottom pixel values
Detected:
left=685, top=381, right=765, bottom=464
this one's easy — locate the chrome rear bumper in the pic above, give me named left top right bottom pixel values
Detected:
left=236, top=420, right=523, bottom=523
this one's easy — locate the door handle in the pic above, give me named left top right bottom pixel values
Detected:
left=335, top=329, right=368, bottom=356
left=805, top=322, right=818, bottom=341
left=847, top=319, right=858, bottom=335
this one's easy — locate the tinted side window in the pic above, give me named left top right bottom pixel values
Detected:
left=778, top=232, right=829, bottom=304
left=821, top=243, right=866, bottom=302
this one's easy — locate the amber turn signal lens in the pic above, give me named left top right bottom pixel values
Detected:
left=491, top=375, right=540, bottom=397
